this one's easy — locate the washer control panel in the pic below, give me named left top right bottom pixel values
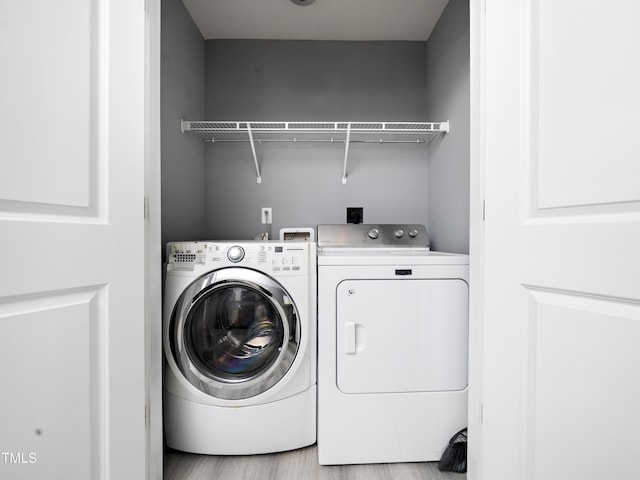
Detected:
left=166, top=241, right=312, bottom=274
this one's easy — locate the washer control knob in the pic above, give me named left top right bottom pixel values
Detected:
left=409, top=229, right=419, bottom=238
left=394, top=229, right=404, bottom=238
left=367, top=228, right=380, bottom=239
left=227, top=246, right=245, bottom=263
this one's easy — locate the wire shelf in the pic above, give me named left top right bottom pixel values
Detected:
left=182, top=120, right=448, bottom=144
left=181, top=120, right=449, bottom=183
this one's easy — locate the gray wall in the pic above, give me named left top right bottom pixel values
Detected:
left=425, top=0, right=470, bottom=253
left=203, top=40, right=430, bottom=240
left=161, top=0, right=206, bottom=248
left=160, top=8, right=471, bottom=248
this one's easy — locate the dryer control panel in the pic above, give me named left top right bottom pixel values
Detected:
left=317, top=224, right=430, bottom=250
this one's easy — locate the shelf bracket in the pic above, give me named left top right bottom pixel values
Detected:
left=342, top=123, right=351, bottom=184
left=246, top=123, right=262, bottom=184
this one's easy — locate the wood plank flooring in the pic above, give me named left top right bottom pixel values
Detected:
left=164, top=445, right=466, bottom=480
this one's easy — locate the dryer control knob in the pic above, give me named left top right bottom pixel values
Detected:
left=409, top=229, right=419, bottom=238
left=227, top=246, right=245, bottom=263
left=395, top=229, right=404, bottom=238
left=367, top=228, right=380, bottom=239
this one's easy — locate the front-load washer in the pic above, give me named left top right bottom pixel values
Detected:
left=316, top=224, right=468, bottom=465
left=163, top=240, right=316, bottom=455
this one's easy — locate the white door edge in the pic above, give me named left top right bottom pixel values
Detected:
left=468, top=0, right=485, bottom=478
left=145, top=0, right=163, bottom=479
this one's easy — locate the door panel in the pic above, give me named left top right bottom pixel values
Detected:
left=0, top=0, right=99, bottom=216
left=0, top=288, right=105, bottom=479
left=480, top=0, right=640, bottom=479
left=523, top=288, right=640, bottom=480
left=336, top=279, right=468, bottom=394
left=0, top=1, right=146, bottom=479
left=534, top=1, right=640, bottom=210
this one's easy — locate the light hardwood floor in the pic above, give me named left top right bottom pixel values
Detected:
left=164, top=445, right=466, bottom=480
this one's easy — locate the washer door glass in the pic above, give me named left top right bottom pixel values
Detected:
left=170, top=268, right=300, bottom=400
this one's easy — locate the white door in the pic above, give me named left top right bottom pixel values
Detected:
left=0, top=1, right=147, bottom=479
left=477, top=1, right=640, bottom=479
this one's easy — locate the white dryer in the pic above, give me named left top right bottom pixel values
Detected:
left=317, top=224, right=468, bottom=465
left=163, top=241, right=316, bottom=455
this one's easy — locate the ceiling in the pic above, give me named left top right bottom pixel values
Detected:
left=181, top=0, right=450, bottom=41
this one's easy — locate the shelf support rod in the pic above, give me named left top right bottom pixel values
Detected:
left=246, top=123, right=262, bottom=184
left=342, top=123, right=351, bottom=184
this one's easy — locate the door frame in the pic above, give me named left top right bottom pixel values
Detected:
left=468, top=1, right=485, bottom=478
left=144, top=1, right=487, bottom=479
left=145, top=0, right=163, bottom=479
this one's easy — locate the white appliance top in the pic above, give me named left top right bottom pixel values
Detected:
left=317, top=224, right=430, bottom=251
left=316, top=224, right=469, bottom=266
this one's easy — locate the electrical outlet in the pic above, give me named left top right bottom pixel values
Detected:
left=261, top=207, right=272, bottom=225
left=347, top=207, right=363, bottom=224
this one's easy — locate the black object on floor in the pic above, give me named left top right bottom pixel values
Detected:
left=438, top=428, right=468, bottom=473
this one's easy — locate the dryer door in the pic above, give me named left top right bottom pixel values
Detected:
left=169, top=267, right=301, bottom=400
left=336, top=278, right=469, bottom=394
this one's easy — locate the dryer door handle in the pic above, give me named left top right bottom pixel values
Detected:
left=344, top=322, right=357, bottom=354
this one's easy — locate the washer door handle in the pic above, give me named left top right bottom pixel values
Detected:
left=344, top=322, right=357, bottom=354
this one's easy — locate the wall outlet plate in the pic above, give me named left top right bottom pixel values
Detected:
left=347, top=207, right=363, bottom=224
left=261, top=207, right=272, bottom=224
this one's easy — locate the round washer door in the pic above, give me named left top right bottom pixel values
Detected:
left=169, top=267, right=301, bottom=400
